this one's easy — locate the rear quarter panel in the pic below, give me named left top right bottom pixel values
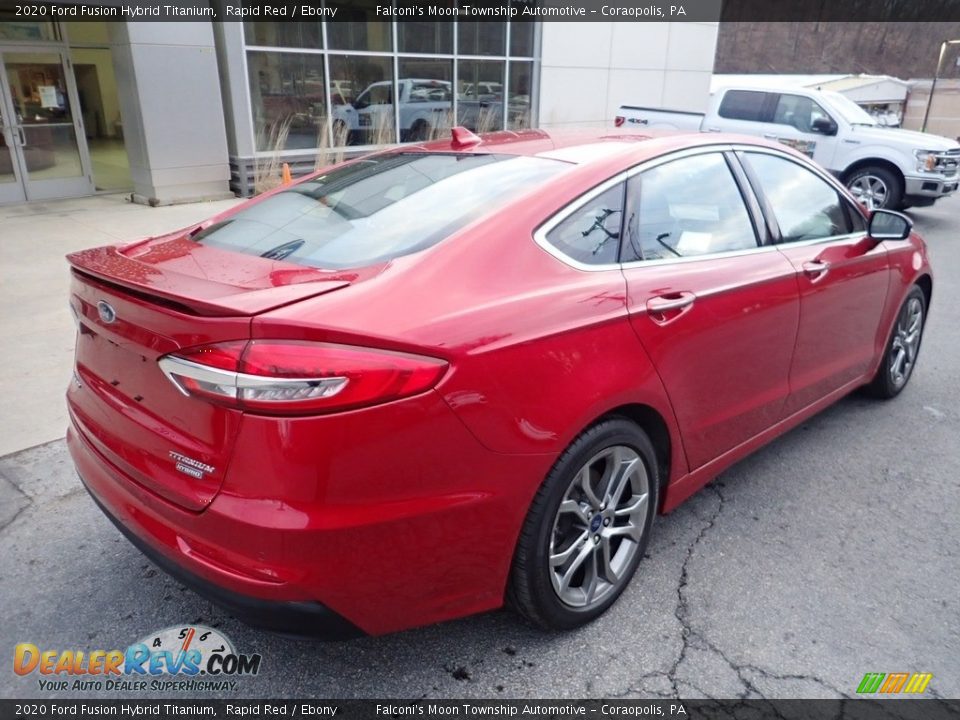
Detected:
left=254, top=160, right=690, bottom=481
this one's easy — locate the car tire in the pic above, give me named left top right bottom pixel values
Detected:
left=409, top=120, right=431, bottom=142
left=332, top=119, right=350, bottom=145
left=865, top=285, right=926, bottom=399
left=845, top=166, right=904, bottom=210
left=507, top=418, right=659, bottom=630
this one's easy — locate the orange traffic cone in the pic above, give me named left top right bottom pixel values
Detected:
left=281, top=162, right=292, bottom=186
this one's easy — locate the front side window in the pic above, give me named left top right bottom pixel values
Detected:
left=742, top=153, right=851, bottom=242
left=355, top=84, right=392, bottom=108
left=773, top=94, right=832, bottom=134
left=194, top=153, right=568, bottom=269
left=623, top=153, right=758, bottom=261
left=544, top=185, right=625, bottom=265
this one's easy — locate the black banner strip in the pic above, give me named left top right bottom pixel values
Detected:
left=6, top=0, right=960, bottom=22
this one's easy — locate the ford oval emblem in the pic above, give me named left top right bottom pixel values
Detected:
left=97, top=300, right=117, bottom=324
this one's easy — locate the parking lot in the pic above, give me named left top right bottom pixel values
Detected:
left=1, top=194, right=958, bottom=700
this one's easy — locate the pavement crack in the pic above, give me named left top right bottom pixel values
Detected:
left=667, top=482, right=726, bottom=699
left=0, top=498, right=32, bottom=535
left=663, top=482, right=854, bottom=701
left=0, top=466, right=34, bottom=535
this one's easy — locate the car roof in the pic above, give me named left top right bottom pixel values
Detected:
left=408, top=128, right=799, bottom=177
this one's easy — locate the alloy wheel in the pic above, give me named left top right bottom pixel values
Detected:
left=548, top=446, right=650, bottom=609
left=889, top=296, right=923, bottom=388
left=849, top=175, right=889, bottom=210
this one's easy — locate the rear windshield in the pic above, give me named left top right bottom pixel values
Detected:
left=193, top=152, right=568, bottom=269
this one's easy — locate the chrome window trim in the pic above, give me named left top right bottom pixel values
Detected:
left=533, top=143, right=870, bottom=274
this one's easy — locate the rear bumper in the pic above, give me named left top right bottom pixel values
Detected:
left=82, top=474, right=364, bottom=639
left=67, top=388, right=553, bottom=636
left=904, top=174, right=958, bottom=199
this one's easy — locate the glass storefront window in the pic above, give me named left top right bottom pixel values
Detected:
left=458, top=22, right=506, bottom=56
left=398, top=21, right=453, bottom=54
left=508, top=61, right=533, bottom=129
left=247, top=51, right=327, bottom=151
left=398, top=58, right=453, bottom=141
left=326, top=0, right=392, bottom=52
left=509, top=20, right=535, bottom=57
left=0, top=17, right=58, bottom=42
left=245, top=21, right=322, bottom=49
left=457, top=60, right=504, bottom=133
left=243, top=21, right=538, bottom=154
left=329, top=55, right=395, bottom=145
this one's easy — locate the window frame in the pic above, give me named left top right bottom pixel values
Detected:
left=733, top=147, right=869, bottom=247
left=534, top=146, right=774, bottom=272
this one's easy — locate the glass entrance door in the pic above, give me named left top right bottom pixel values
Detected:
left=0, top=69, right=25, bottom=204
left=0, top=47, right=93, bottom=202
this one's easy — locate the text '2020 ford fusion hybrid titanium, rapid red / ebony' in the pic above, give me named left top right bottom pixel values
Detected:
left=66, top=128, right=932, bottom=638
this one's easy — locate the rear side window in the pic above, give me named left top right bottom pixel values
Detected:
left=194, top=153, right=568, bottom=269
left=742, top=152, right=851, bottom=242
left=718, top=90, right=773, bottom=122
left=623, top=153, right=758, bottom=261
left=545, top=184, right=625, bottom=265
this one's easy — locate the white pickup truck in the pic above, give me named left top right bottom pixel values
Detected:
left=615, top=86, right=960, bottom=210
left=333, top=79, right=455, bottom=143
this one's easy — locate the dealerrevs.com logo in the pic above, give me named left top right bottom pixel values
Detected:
left=13, top=625, right=261, bottom=693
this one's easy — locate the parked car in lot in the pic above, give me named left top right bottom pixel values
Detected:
left=66, top=128, right=932, bottom=637
left=616, top=85, right=960, bottom=210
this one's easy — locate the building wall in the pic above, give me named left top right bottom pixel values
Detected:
left=110, top=22, right=232, bottom=205
left=903, top=80, right=960, bottom=141
left=537, top=21, right=719, bottom=128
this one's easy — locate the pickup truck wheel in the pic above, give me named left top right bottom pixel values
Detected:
left=409, top=120, right=431, bottom=141
left=845, top=166, right=903, bottom=210
left=332, top=119, right=350, bottom=145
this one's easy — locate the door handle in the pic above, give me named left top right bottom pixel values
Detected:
left=15, top=126, right=26, bottom=147
left=802, top=260, right=829, bottom=280
left=646, top=292, right=696, bottom=314
left=763, top=133, right=778, bottom=140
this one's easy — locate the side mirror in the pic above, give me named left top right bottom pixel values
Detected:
left=812, top=117, right=838, bottom=136
left=869, top=209, right=913, bottom=240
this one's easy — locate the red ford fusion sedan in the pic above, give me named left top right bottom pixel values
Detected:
left=67, top=128, right=932, bottom=638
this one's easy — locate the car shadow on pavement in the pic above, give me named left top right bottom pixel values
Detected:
left=1, top=375, right=958, bottom=699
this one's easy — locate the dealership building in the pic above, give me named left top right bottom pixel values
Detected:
left=0, top=14, right=719, bottom=205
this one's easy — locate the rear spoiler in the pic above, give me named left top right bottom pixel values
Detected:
left=67, top=242, right=350, bottom=317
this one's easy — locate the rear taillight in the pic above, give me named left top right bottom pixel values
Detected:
left=158, top=340, right=448, bottom=415
left=614, top=116, right=625, bottom=128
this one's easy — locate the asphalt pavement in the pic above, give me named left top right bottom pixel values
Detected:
left=1, top=194, right=958, bottom=700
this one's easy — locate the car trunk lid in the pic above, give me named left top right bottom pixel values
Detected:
left=66, top=235, right=352, bottom=511
left=68, top=236, right=351, bottom=316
